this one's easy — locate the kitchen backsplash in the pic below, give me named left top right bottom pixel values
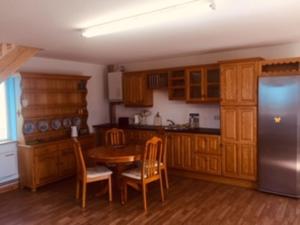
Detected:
left=115, top=90, right=220, bottom=129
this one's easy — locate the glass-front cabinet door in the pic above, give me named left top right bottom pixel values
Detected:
left=168, top=69, right=186, bottom=100
left=186, top=67, right=204, bottom=102
left=206, top=66, right=220, bottom=101
left=186, top=65, right=220, bottom=103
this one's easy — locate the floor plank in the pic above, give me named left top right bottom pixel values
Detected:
left=0, top=176, right=299, bottom=225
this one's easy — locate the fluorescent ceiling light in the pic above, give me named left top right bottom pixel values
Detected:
left=82, top=0, right=215, bottom=38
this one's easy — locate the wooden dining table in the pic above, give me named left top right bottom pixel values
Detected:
left=87, top=144, right=144, bottom=202
left=88, top=144, right=143, bottom=164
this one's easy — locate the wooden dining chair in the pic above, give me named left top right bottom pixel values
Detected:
left=121, top=136, right=165, bottom=212
left=73, top=138, right=113, bottom=208
left=158, top=133, right=169, bottom=190
left=155, top=129, right=169, bottom=190
left=105, top=128, right=126, bottom=146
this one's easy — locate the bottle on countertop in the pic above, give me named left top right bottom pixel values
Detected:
left=153, top=112, right=162, bottom=126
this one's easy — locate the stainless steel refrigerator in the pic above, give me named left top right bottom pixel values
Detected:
left=258, top=75, right=300, bottom=198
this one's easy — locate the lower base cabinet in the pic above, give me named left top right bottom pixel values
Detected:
left=222, top=142, right=257, bottom=181
left=93, top=127, right=256, bottom=187
left=19, top=135, right=95, bottom=191
left=167, top=133, right=222, bottom=176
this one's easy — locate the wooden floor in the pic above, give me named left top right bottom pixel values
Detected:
left=0, top=176, right=300, bottom=225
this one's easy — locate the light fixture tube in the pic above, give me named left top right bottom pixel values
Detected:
left=82, top=0, right=214, bottom=37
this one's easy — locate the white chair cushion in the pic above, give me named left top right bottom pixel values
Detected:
left=87, top=166, right=112, bottom=178
left=122, top=167, right=158, bottom=180
left=122, top=168, right=144, bottom=180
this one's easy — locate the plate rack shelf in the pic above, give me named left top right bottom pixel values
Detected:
left=261, top=57, right=300, bottom=76
left=18, top=73, right=90, bottom=145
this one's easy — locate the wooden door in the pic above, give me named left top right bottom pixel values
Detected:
left=123, top=72, right=153, bottom=106
left=222, top=142, right=239, bottom=178
left=207, top=136, right=221, bottom=155
left=35, top=152, right=59, bottom=185
left=59, top=148, right=76, bottom=177
left=193, top=154, right=207, bottom=173
left=181, top=134, right=193, bottom=170
left=185, top=67, right=204, bottom=102
left=194, top=135, right=207, bottom=154
left=238, top=144, right=257, bottom=180
left=239, top=107, right=257, bottom=144
left=204, top=66, right=220, bottom=102
left=221, top=64, right=238, bottom=105
left=238, top=62, right=258, bottom=105
left=221, top=107, right=239, bottom=142
left=207, top=156, right=221, bottom=175
left=166, top=135, right=174, bottom=167
left=168, top=134, right=184, bottom=169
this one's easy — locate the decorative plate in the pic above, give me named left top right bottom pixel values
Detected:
left=63, top=118, right=72, bottom=128
left=72, top=117, right=81, bottom=128
left=23, top=121, right=36, bottom=134
left=51, top=119, right=61, bottom=130
left=37, top=120, right=49, bottom=132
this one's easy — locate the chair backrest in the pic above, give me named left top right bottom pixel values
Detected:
left=156, top=129, right=167, bottom=165
left=73, top=138, right=87, bottom=180
left=105, top=128, right=126, bottom=146
left=142, top=136, right=163, bottom=180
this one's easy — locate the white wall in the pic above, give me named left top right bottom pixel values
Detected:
left=20, top=57, right=109, bottom=130
left=116, top=42, right=300, bottom=128
left=116, top=91, right=220, bottom=128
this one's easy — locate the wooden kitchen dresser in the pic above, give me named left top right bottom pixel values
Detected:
left=19, top=135, right=95, bottom=192
left=17, top=73, right=95, bottom=191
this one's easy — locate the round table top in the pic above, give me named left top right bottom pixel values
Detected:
left=88, top=144, right=143, bottom=164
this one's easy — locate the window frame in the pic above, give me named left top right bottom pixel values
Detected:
left=0, top=77, right=17, bottom=142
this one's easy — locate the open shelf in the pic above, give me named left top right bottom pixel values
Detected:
left=261, top=58, right=300, bottom=76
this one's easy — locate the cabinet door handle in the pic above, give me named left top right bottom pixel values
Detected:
left=5, top=153, right=14, bottom=157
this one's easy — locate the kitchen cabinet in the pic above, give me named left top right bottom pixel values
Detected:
left=123, top=72, right=153, bottom=107
left=222, top=142, right=239, bottom=178
left=221, top=106, right=257, bottom=180
left=35, top=151, right=59, bottom=185
left=238, top=144, right=256, bottom=180
left=167, top=133, right=194, bottom=170
left=19, top=134, right=95, bottom=191
left=58, top=143, right=76, bottom=177
left=186, top=65, right=220, bottom=103
left=167, top=133, right=221, bottom=175
left=221, top=106, right=257, bottom=144
left=168, top=69, right=186, bottom=100
left=221, top=60, right=260, bottom=106
left=222, top=142, right=256, bottom=180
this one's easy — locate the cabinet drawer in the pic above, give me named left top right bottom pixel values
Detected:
left=34, top=144, right=57, bottom=156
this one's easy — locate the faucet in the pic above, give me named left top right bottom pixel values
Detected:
left=166, top=119, right=175, bottom=126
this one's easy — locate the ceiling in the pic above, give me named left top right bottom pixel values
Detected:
left=1, top=0, right=300, bottom=64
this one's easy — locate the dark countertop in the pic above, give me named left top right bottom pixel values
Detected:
left=93, top=123, right=220, bottom=135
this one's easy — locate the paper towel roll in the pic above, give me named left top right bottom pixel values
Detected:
left=71, top=126, right=78, bottom=138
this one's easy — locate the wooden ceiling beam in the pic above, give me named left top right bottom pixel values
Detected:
left=0, top=43, right=40, bottom=82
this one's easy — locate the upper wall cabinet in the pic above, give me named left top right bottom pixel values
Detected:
left=168, top=69, right=186, bottom=100
left=220, top=60, right=261, bottom=106
left=123, top=72, right=153, bottom=107
left=186, top=65, right=220, bottom=103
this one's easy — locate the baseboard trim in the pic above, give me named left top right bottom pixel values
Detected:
left=0, top=180, right=19, bottom=194
left=169, top=169, right=257, bottom=189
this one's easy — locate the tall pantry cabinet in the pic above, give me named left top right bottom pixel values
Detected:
left=220, top=58, right=262, bottom=181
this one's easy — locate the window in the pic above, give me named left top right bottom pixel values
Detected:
left=0, top=78, right=17, bottom=142
left=0, top=82, right=8, bottom=141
